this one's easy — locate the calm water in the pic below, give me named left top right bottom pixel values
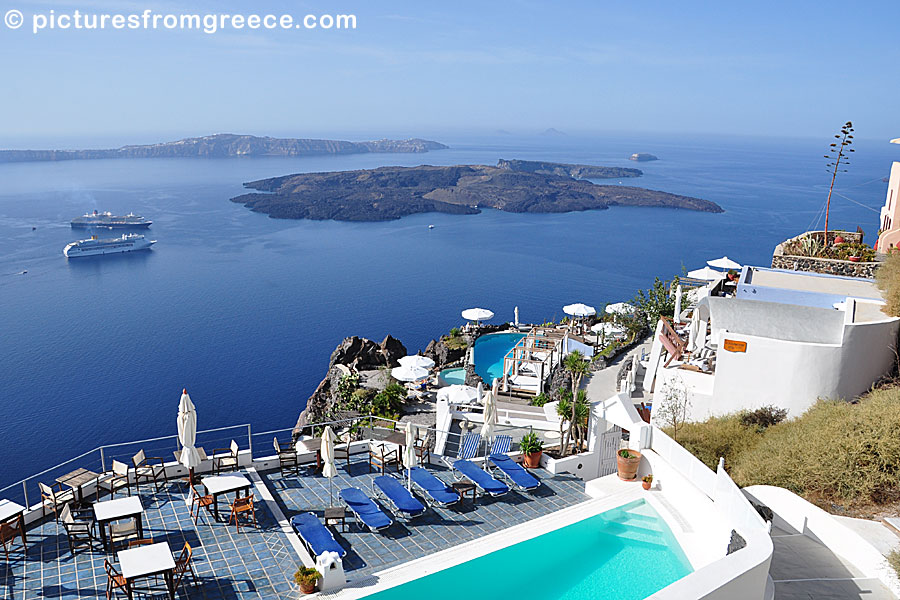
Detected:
left=473, top=332, right=526, bottom=383
left=0, top=132, right=893, bottom=486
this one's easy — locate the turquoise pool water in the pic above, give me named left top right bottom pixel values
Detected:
left=364, top=499, right=692, bottom=600
left=439, top=367, right=466, bottom=386
left=473, top=332, right=526, bottom=384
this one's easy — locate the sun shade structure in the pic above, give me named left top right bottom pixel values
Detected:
left=563, top=303, right=596, bottom=317
left=461, top=308, right=494, bottom=322
left=398, top=355, right=435, bottom=370
left=177, top=389, right=201, bottom=481
left=391, top=364, right=429, bottom=382
left=321, top=426, right=338, bottom=506
left=605, top=302, right=635, bottom=315
left=687, top=266, right=726, bottom=281
left=437, top=384, right=479, bottom=405
left=707, top=256, right=742, bottom=270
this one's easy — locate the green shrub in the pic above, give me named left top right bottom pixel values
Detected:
left=449, top=327, right=461, bottom=337
left=530, top=392, right=550, bottom=407
left=739, top=405, right=788, bottom=431
left=372, top=383, right=407, bottom=418
left=520, top=431, right=544, bottom=454
left=889, top=549, right=900, bottom=579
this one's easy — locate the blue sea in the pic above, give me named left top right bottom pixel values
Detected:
left=0, top=132, right=893, bottom=488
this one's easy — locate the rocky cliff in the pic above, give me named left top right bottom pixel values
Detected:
left=497, top=159, right=643, bottom=179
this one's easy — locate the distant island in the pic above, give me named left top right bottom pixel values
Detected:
left=0, top=133, right=448, bottom=163
left=629, top=153, right=658, bottom=162
left=231, top=159, right=723, bottom=222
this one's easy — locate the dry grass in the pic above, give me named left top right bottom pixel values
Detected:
left=876, top=253, right=900, bottom=317
left=666, top=415, right=764, bottom=471
left=888, top=549, right=900, bottom=579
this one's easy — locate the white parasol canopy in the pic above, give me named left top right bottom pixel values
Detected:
left=563, top=303, right=596, bottom=317
left=461, top=308, right=494, bottom=322
left=605, top=302, right=635, bottom=315
left=687, top=266, right=726, bottom=281
left=177, top=389, right=201, bottom=472
left=403, top=422, right=417, bottom=490
left=398, top=354, right=435, bottom=370
left=437, top=384, right=479, bottom=405
left=321, top=426, right=338, bottom=506
left=391, top=364, right=429, bottom=382
left=707, top=256, right=742, bottom=270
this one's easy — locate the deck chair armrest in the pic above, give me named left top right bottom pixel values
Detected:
left=211, top=448, right=231, bottom=457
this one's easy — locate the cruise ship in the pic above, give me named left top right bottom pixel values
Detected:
left=70, top=210, right=152, bottom=228
left=63, top=233, right=156, bottom=257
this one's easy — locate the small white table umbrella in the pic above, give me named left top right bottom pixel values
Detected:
left=391, top=364, right=430, bottom=382
left=605, top=302, right=635, bottom=315
left=437, top=384, right=479, bottom=405
left=707, top=256, right=742, bottom=270
left=687, top=266, right=726, bottom=281
left=177, top=389, right=201, bottom=484
left=398, top=355, right=435, bottom=370
left=402, top=422, right=417, bottom=491
left=321, top=426, right=338, bottom=507
left=461, top=308, right=494, bottom=325
left=563, top=303, right=596, bottom=318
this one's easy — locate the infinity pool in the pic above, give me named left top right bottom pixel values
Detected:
left=439, top=367, right=466, bottom=385
left=472, top=332, right=525, bottom=384
left=364, top=499, right=692, bottom=600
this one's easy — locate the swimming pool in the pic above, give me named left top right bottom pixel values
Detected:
left=363, top=499, right=692, bottom=600
left=439, top=367, right=466, bottom=386
left=472, top=332, right=525, bottom=384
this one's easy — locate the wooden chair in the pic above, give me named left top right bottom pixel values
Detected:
left=98, top=460, right=131, bottom=498
left=228, top=493, right=256, bottom=532
left=132, top=449, right=167, bottom=491
left=274, top=437, right=300, bottom=476
left=659, top=316, right=688, bottom=367
left=38, top=481, right=75, bottom=519
left=213, top=440, right=240, bottom=474
left=108, top=517, right=139, bottom=550
left=368, top=444, right=399, bottom=474
left=60, top=503, right=97, bottom=554
left=413, top=431, right=433, bottom=465
left=0, top=521, right=24, bottom=562
left=105, top=559, right=129, bottom=600
left=172, top=542, right=198, bottom=592
left=333, top=434, right=354, bottom=470
left=189, top=483, right=214, bottom=524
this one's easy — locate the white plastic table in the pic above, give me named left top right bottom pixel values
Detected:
left=201, top=474, right=252, bottom=520
left=118, top=541, right=176, bottom=599
left=93, top=495, right=143, bottom=551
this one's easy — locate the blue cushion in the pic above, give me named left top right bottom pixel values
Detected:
left=339, top=487, right=392, bottom=530
left=489, top=455, right=540, bottom=491
left=374, top=475, right=426, bottom=516
left=408, top=467, right=459, bottom=505
left=290, top=513, right=346, bottom=558
left=453, top=459, right=509, bottom=496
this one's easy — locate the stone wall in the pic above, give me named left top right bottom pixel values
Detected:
left=772, top=230, right=878, bottom=279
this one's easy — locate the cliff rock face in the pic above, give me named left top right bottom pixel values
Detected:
left=497, top=159, right=642, bottom=179
left=295, top=335, right=408, bottom=432
left=423, top=338, right=466, bottom=368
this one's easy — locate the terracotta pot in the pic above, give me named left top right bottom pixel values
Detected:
left=834, top=236, right=845, bottom=244
left=849, top=256, right=861, bottom=262
left=299, top=581, right=317, bottom=595
left=523, top=451, right=542, bottom=469
left=642, top=480, right=652, bottom=490
left=616, top=449, right=642, bottom=481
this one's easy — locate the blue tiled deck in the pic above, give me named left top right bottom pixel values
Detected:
left=0, top=473, right=300, bottom=600
left=261, top=455, right=590, bottom=579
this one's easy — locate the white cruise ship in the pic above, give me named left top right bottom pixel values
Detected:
left=63, top=233, right=156, bottom=257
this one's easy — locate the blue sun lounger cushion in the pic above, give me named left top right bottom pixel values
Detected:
left=339, top=487, right=393, bottom=532
left=457, top=432, right=482, bottom=460
left=373, top=475, right=427, bottom=518
left=408, top=467, right=459, bottom=507
left=489, top=454, right=540, bottom=491
left=453, top=459, right=509, bottom=497
left=290, top=513, right=347, bottom=558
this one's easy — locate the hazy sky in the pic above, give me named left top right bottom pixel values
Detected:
left=2, top=0, right=899, bottom=146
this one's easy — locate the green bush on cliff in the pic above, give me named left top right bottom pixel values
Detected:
left=372, top=383, right=407, bottom=419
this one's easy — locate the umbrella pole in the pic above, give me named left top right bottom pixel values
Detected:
left=329, top=477, right=333, bottom=507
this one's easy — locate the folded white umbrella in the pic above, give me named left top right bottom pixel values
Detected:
left=563, top=303, right=596, bottom=317
left=391, top=364, right=429, bottom=382
left=321, top=426, right=338, bottom=507
left=480, top=389, right=497, bottom=444
left=461, top=308, right=494, bottom=322
left=398, top=354, right=435, bottom=370
left=707, top=256, right=742, bottom=270
left=605, top=302, right=635, bottom=315
left=403, top=422, right=417, bottom=490
left=687, top=266, right=726, bottom=281
left=177, top=389, right=201, bottom=481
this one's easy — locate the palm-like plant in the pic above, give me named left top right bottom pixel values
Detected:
left=571, top=389, right=590, bottom=453
left=557, top=390, right=571, bottom=452
left=824, top=121, right=854, bottom=239
left=562, top=351, right=590, bottom=455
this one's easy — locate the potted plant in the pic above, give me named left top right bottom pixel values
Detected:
left=294, top=567, right=321, bottom=595
left=642, top=474, right=653, bottom=490
left=616, top=448, right=642, bottom=481
left=520, top=431, right=544, bottom=468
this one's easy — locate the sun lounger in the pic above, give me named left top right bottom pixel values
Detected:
left=407, top=467, right=459, bottom=507
left=490, top=435, right=512, bottom=456
left=457, top=432, right=482, bottom=460
left=453, top=459, right=509, bottom=497
left=290, top=513, right=347, bottom=558
left=489, top=454, right=540, bottom=492
left=339, top=487, right=392, bottom=532
left=373, top=476, right=426, bottom=519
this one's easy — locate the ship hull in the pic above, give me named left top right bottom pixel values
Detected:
left=63, top=239, right=155, bottom=258
left=71, top=221, right=151, bottom=229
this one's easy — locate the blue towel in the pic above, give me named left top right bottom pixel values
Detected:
left=457, top=432, right=482, bottom=460
left=290, top=513, right=346, bottom=558
left=490, top=435, right=512, bottom=456
left=374, top=475, right=426, bottom=517
left=453, top=459, right=509, bottom=496
left=339, top=487, right=392, bottom=531
left=489, top=455, right=540, bottom=491
left=408, top=467, right=459, bottom=506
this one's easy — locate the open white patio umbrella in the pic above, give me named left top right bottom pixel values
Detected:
left=402, top=422, right=417, bottom=491
left=438, top=384, right=479, bottom=405
left=605, top=302, right=635, bottom=315
left=321, top=426, right=338, bottom=507
left=461, top=307, right=494, bottom=324
left=391, top=364, right=429, bottom=382
left=177, top=388, right=201, bottom=484
left=398, top=354, right=435, bottom=370
left=707, top=256, right=742, bottom=270
left=687, top=266, right=726, bottom=281
left=563, top=303, right=596, bottom=318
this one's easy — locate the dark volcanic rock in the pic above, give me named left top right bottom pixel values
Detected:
left=497, top=159, right=642, bottom=179
left=423, top=338, right=467, bottom=368
left=379, top=335, right=407, bottom=367
left=232, top=163, right=723, bottom=222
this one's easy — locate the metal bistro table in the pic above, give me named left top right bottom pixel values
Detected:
left=93, top=496, right=144, bottom=551
left=201, top=474, right=252, bottom=521
left=0, top=499, right=27, bottom=548
left=118, top=541, right=176, bottom=600
left=56, top=467, right=99, bottom=506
